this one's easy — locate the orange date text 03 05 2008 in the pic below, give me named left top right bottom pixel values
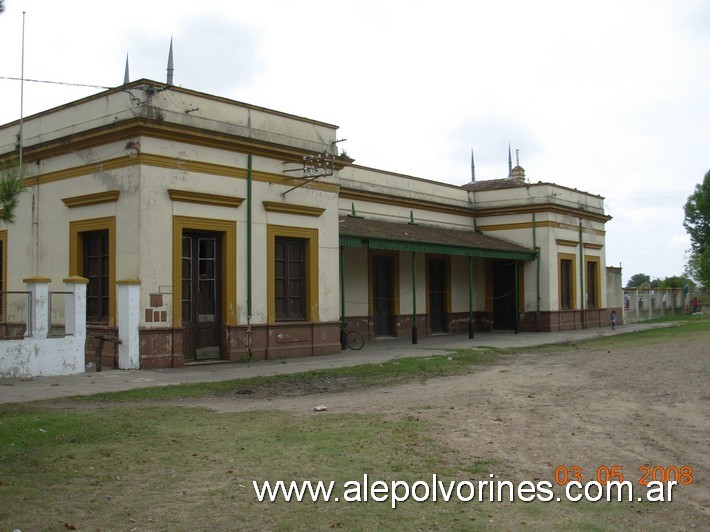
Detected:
left=554, top=465, right=694, bottom=486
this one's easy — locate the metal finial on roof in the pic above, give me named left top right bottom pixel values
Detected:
left=123, top=54, right=130, bottom=85
left=166, top=37, right=174, bottom=85
left=470, top=149, right=476, bottom=182
left=511, top=149, right=526, bottom=183
left=508, top=143, right=512, bottom=178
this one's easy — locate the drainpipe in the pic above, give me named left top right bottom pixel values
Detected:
left=340, top=244, right=347, bottom=349
left=468, top=255, right=474, bottom=339
left=34, top=164, right=40, bottom=276
left=579, top=219, right=585, bottom=329
left=246, top=154, right=253, bottom=359
left=533, top=213, right=540, bottom=332
left=412, top=251, right=417, bottom=344
left=514, top=260, right=519, bottom=334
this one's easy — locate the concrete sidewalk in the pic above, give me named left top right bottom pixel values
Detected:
left=0, top=323, right=666, bottom=404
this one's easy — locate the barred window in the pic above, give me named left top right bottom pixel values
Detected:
left=587, top=261, right=598, bottom=309
left=560, top=258, right=573, bottom=310
left=83, top=230, right=109, bottom=323
left=274, top=237, right=306, bottom=321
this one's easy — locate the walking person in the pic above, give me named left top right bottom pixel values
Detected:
left=610, top=310, right=617, bottom=330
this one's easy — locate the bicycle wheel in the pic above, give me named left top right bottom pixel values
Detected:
left=345, top=330, right=364, bottom=350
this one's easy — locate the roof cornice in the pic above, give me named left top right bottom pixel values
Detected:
left=1, top=79, right=339, bottom=131
left=339, top=187, right=611, bottom=223
left=16, top=118, right=343, bottom=168
left=476, top=203, right=612, bottom=223
left=339, top=187, right=475, bottom=218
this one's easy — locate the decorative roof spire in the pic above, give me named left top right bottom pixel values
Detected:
left=508, top=143, right=513, bottom=178
left=123, top=54, right=130, bottom=84
left=511, top=149, right=526, bottom=183
left=166, top=37, right=174, bottom=85
left=470, top=149, right=476, bottom=182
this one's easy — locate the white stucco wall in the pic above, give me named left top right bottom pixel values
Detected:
left=449, top=256, right=486, bottom=313
left=128, top=143, right=341, bottom=327
left=0, top=280, right=87, bottom=378
left=341, top=246, right=369, bottom=317
left=8, top=183, right=110, bottom=290
left=0, top=336, right=86, bottom=378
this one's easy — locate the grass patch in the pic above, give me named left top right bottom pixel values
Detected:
left=70, top=347, right=500, bottom=403
left=0, top=405, right=668, bottom=531
left=0, top=405, right=435, bottom=529
left=642, top=312, right=709, bottom=324
left=507, top=314, right=710, bottom=355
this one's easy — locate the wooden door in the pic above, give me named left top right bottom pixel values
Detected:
left=182, top=232, right=221, bottom=360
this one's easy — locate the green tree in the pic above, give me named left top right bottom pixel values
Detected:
left=626, top=273, right=650, bottom=288
left=657, top=275, right=695, bottom=290
left=687, top=249, right=710, bottom=289
left=0, top=157, right=24, bottom=223
left=684, top=170, right=710, bottom=286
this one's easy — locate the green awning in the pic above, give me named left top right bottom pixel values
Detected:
left=339, top=236, right=362, bottom=248
left=367, top=239, right=534, bottom=260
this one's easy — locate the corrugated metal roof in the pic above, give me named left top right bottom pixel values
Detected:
left=339, top=217, right=536, bottom=260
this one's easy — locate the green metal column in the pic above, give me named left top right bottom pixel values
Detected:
left=514, top=260, right=519, bottom=334
left=246, top=154, right=253, bottom=360
left=533, top=213, right=540, bottom=332
left=412, top=251, right=418, bottom=344
left=579, top=219, right=585, bottom=329
left=468, top=255, right=474, bottom=339
left=340, top=244, right=347, bottom=349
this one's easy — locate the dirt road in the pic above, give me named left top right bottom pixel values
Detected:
left=193, top=334, right=709, bottom=527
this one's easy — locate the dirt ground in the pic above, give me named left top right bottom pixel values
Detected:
left=183, top=334, right=709, bottom=525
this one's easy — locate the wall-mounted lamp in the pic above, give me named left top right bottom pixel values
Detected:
left=125, top=141, right=141, bottom=158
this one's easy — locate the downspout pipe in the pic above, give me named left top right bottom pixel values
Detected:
left=412, top=251, right=418, bottom=344
left=514, top=260, right=519, bottom=334
left=579, top=219, right=585, bottom=329
left=340, top=244, right=347, bottom=349
left=246, top=154, right=253, bottom=359
left=533, top=213, right=540, bottom=332
left=468, top=255, right=474, bottom=339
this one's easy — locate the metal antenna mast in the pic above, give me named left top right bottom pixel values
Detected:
left=19, top=11, right=25, bottom=179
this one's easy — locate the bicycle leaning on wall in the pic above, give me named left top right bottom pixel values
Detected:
left=343, top=324, right=364, bottom=350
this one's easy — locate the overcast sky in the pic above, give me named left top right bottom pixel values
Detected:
left=1, top=0, right=709, bottom=285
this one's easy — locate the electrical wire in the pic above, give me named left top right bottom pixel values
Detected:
left=0, top=75, right=112, bottom=90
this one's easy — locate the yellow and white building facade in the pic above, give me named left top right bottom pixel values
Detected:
left=0, top=80, right=619, bottom=368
